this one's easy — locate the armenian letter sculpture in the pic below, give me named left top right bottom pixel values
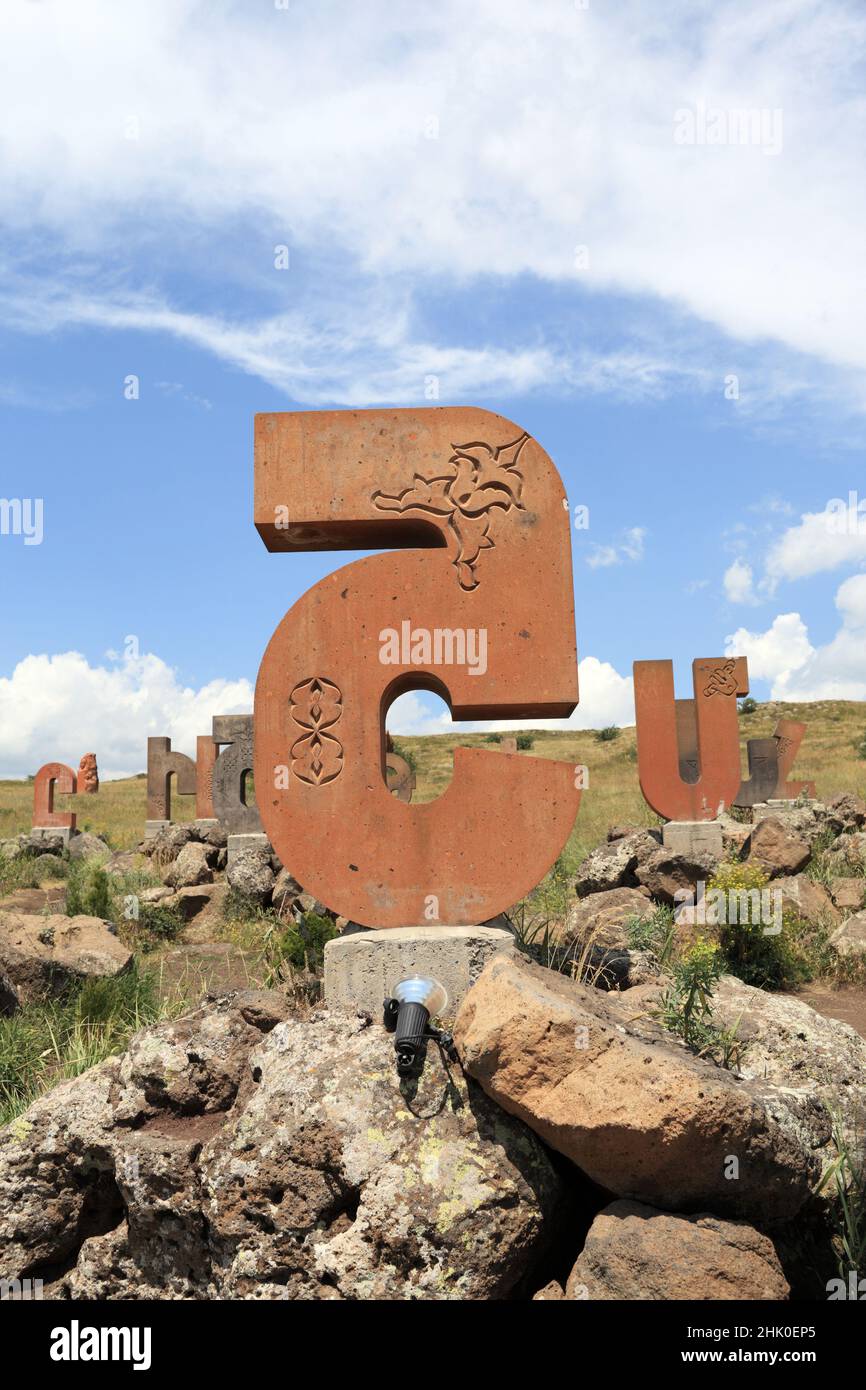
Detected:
left=254, top=407, right=581, bottom=927
left=633, top=657, right=749, bottom=821
left=32, top=762, right=78, bottom=833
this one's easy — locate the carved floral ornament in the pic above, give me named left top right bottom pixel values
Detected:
left=371, top=433, right=528, bottom=590
left=289, top=677, right=344, bottom=786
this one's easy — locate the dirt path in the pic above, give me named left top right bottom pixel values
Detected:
left=793, top=983, right=866, bottom=1039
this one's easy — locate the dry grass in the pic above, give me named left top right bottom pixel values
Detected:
left=1, top=699, right=865, bottom=861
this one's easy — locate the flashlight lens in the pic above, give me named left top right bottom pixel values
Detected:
left=392, top=975, right=448, bottom=1017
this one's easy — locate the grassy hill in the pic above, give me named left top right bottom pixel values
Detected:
left=2, top=700, right=865, bottom=864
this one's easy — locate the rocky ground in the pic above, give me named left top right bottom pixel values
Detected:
left=0, top=792, right=865, bottom=1300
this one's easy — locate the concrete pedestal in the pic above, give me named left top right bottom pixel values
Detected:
left=31, top=825, right=72, bottom=847
left=662, top=820, right=723, bottom=859
left=144, top=820, right=170, bottom=841
left=324, top=925, right=515, bottom=1021
left=227, top=832, right=271, bottom=867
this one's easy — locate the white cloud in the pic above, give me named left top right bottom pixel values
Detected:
left=725, top=612, right=814, bottom=686
left=0, top=1, right=864, bottom=406
left=726, top=577, right=866, bottom=699
left=0, top=651, right=253, bottom=780
left=586, top=526, right=646, bottom=569
left=723, top=558, right=757, bottom=604
left=764, top=501, right=866, bottom=587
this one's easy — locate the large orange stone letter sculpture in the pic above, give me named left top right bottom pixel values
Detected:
left=254, top=408, right=581, bottom=928
left=634, top=657, right=749, bottom=821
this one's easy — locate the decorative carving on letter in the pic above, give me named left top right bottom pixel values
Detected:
left=290, top=678, right=344, bottom=786
left=372, top=434, right=528, bottom=591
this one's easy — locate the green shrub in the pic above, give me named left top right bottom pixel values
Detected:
left=65, top=861, right=114, bottom=920
left=655, top=938, right=744, bottom=1069
left=738, top=697, right=758, bottom=715
left=516, top=732, right=534, bottom=751
left=595, top=725, right=620, bottom=742
left=709, top=861, right=805, bottom=991
left=389, top=740, right=417, bottom=772
left=484, top=733, right=502, bottom=744
left=262, top=912, right=337, bottom=985
left=854, top=730, right=866, bottom=760
left=626, top=904, right=676, bottom=967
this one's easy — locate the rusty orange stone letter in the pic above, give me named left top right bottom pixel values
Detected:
left=634, top=657, right=749, bottom=821
left=254, top=407, right=581, bottom=927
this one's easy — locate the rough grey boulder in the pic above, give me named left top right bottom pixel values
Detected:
left=772, top=874, right=840, bottom=928
left=711, top=974, right=866, bottom=1144
left=0, top=912, right=132, bottom=1002
left=271, top=867, right=302, bottom=916
left=752, top=801, right=828, bottom=848
left=743, top=817, right=811, bottom=878
left=574, top=830, right=659, bottom=897
left=829, top=877, right=865, bottom=913
left=560, top=886, right=653, bottom=952
left=164, top=842, right=214, bottom=889
left=0, top=996, right=563, bottom=1300
left=226, top=850, right=275, bottom=907
left=142, top=824, right=195, bottom=862
left=828, top=909, right=866, bottom=959
left=454, top=954, right=823, bottom=1224
left=67, top=831, right=112, bottom=862
left=0, top=969, right=18, bottom=1017
left=824, top=832, right=866, bottom=876
left=826, top=792, right=866, bottom=836
left=635, top=847, right=719, bottom=905
left=566, top=1200, right=789, bottom=1301
left=22, top=832, right=66, bottom=858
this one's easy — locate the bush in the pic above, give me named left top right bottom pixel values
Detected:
left=516, top=733, right=534, bottom=751
left=626, top=904, right=676, bottom=966
left=389, top=740, right=417, bottom=772
left=595, top=725, right=620, bottom=742
left=65, top=861, right=114, bottom=920
left=484, top=733, right=502, bottom=744
left=738, top=697, right=758, bottom=715
left=655, top=938, right=744, bottom=1069
left=854, top=730, right=866, bottom=760
left=262, top=912, right=337, bottom=985
left=709, top=861, right=805, bottom=991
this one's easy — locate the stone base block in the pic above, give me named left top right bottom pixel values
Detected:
left=144, top=820, right=170, bottom=841
left=227, top=832, right=271, bottom=866
left=195, top=819, right=220, bottom=830
left=662, top=820, right=723, bottom=859
left=324, top=925, right=515, bottom=1021
left=31, top=826, right=72, bottom=847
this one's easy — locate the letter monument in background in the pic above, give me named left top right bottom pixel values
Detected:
left=634, top=657, right=750, bottom=858
left=253, top=407, right=582, bottom=928
left=32, top=762, right=78, bottom=840
left=211, top=715, right=262, bottom=835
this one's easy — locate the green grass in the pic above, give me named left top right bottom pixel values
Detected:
left=817, top=1111, right=866, bottom=1286
left=0, top=964, right=168, bottom=1127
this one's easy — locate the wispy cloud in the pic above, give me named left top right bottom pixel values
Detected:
left=586, top=526, right=646, bottom=570
left=0, top=1, right=864, bottom=415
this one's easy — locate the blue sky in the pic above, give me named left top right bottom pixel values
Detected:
left=1, top=0, right=865, bottom=776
